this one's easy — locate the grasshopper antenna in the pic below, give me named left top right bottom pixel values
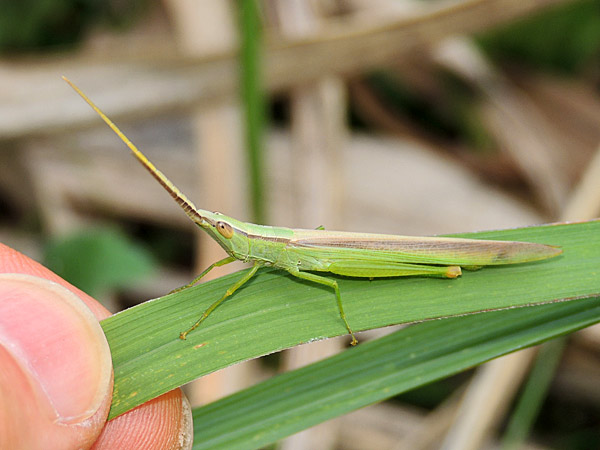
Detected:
left=62, top=76, right=204, bottom=225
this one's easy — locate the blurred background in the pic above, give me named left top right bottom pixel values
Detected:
left=1, top=0, right=600, bottom=448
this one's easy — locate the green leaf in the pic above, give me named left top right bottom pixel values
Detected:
left=191, top=298, right=600, bottom=450
left=44, top=227, right=156, bottom=297
left=100, top=220, right=600, bottom=421
left=477, top=0, right=600, bottom=73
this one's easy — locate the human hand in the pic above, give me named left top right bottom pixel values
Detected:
left=0, top=243, right=192, bottom=449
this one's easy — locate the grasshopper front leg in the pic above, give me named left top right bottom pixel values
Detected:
left=171, top=256, right=236, bottom=294
left=180, top=262, right=260, bottom=340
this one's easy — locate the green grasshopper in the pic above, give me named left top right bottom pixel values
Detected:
left=64, top=77, right=562, bottom=345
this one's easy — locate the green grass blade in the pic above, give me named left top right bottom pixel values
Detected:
left=501, top=338, right=567, bottom=450
left=100, top=220, right=600, bottom=419
left=191, top=297, right=600, bottom=449
left=239, top=0, right=266, bottom=223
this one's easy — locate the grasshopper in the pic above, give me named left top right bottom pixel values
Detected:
left=64, top=77, right=561, bottom=345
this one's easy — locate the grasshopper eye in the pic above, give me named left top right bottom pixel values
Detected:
left=216, top=221, right=234, bottom=239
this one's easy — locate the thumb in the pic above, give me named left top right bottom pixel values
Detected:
left=0, top=274, right=113, bottom=450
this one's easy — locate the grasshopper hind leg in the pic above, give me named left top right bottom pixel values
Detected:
left=286, top=261, right=463, bottom=345
left=286, top=269, right=358, bottom=346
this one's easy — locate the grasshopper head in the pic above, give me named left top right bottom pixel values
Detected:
left=194, top=210, right=250, bottom=260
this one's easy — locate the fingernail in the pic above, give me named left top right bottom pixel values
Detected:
left=0, top=274, right=112, bottom=423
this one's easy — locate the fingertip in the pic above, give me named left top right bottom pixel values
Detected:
left=0, top=242, right=111, bottom=320
left=0, top=274, right=113, bottom=449
left=92, top=389, right=193, bottom=450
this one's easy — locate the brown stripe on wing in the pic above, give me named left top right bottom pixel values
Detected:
left=292, top=232, right=469, bottom=251
left=245, top=234, right=290, bottom=244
